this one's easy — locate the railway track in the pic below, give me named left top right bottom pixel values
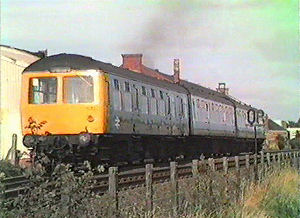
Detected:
left=1, top=149, right=299, bottom=199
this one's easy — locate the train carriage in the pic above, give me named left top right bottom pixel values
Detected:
left=21, top=54, right=190, bottom=166
left=21, top=53, right=265, bottom=168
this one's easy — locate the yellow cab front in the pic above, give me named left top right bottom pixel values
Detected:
left=21, top=70, right=108, bottom=139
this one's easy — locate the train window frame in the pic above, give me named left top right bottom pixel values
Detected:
left=142, top=86, right=147, bottom=96
left=159, top=90, right=164, bottom=100
left=122, top=81, right=132, bottom=112
left=151, top=88, right=155, bottom=98
left=192, top=100, right=197, bottom=120
left=180, top=97, right=184, bottom=118
left=205, top=104, right=209, bottom=112
left=196, top=99, right=200, bottom=108
left=29, top=77, right=58, bottom=104
left=124, top=81, right=130, bottom=92
left=113, top=79, right=120, bottom=90
left=63, top=75, right=94, bottom=104
left=167, top=95, right=171, bottom=115
left=132, top=84, right=139, bottom=112
left=158, top=95, right=165, bottom=116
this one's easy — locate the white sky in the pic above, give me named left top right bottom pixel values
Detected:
left=1, top=0, right=299, bottom=121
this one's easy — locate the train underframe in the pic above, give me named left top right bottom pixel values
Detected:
left=24, top=133, right=264, bottom=170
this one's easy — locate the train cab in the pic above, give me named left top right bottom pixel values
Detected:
left=21, top=68, right=109, bottom=149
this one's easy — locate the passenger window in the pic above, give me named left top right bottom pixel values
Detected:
left=180, top=98, right=184, bottom=117
left=170, top=95, right=175, bottom=117
left=167, top=96, right=171, bottom=115
left=124, top=82, right=130, bottom=92
left=113, top=79, right=119, bottom=90
left=123, top=82, right=132, bottom=112
left=131, top=86, right=139, bottom=112
left=158, top=98, right=165, bottom=116
left=192, top=100, right=197, bottom=120
left=140, top=86, right=148, bottom=114
left=142, top=86, right=146, bottom=96
left=159, top=91, right=164, bottom=99
left=150, top=96, right=157, bottom=115
left=176, top=97, right=184, bottom=117
left=151, top=89, right=155, bottom=98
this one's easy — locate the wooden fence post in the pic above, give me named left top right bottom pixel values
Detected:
left=282, top=152, right=285, bottom=166
left=266, top=153, right=271, bottom=167
left=235, top=156, right=240, bottom=171
left=272, top=153, right=276, bottom=165
left=170, top=162, right=178, bottom=217
left=109, top=167, right=118, bottom=216
left=292, top=152, right=297, bottom=169
left=281, top=152, right=285, bottom=167
left=298, top=152, right=300, bottom=173
left=298, top=152, right=300, bottom=170
left=277, top=153, right=281, bottom=166
left=253, top=154, right=258, bottom=182
left=145, top=164, right=153, bottom=217
left=207, top=158, right=215, bottom=198
left=295, top=152, right=298, bottom=168
left=223, top=157, right=228, bottom=174
left=260, top=151, right=264, bottom=180
left=192, top=159, right=199, bottom=178
left=11, top=134, right=18, bottom=166
left=234, top=156, right=240, bottom=202
left=245, top=155, right=250, bottom=181
left=284, top=152, right=288, bottom=167
left=199, top=155, right=206, bottom=172
left=222, top=157, right=229, bottom=199
left=245, top=155, right=250, bottom=170
left=208, top=158, right=216, bottom=172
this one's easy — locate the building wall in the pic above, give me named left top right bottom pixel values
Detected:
left=287, top=128, right=300, bottom=139
left=0, top=46, right=40, bottom=159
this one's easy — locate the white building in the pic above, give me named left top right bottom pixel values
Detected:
left=0, top=45, right=45, bottom=159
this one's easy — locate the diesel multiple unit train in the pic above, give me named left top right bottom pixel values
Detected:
left=21, top=54, right=265, bottom=167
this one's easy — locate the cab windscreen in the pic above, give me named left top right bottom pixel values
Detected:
left=29, top=77, right=57, bottom=104
left=63, top=76, right=94, bottom=104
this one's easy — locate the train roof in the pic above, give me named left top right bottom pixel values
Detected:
left=23, top=53, right=188, bottom=94
left=144, top=66, right=254, bottom=110
left=139, top=64, right=254, bottom=110
left=180, top=80, right=253, bottom=110
left=24, top=53, right=258, bottom=111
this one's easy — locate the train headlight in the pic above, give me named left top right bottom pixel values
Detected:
left=23, top=135, right=36, bottom=148
left=79, top=134, right=91, bottom=146
left=87, top=115, right=94, bottom=122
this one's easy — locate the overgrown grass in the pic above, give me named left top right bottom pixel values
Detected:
left=239, top=167, right=300, bottom=218
left=0, top=162, right=299, bottom=217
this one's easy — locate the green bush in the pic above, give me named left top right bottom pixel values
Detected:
left=0, top=163, right=106, bottom=218
left=0, top=160, right=23, bottom=178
